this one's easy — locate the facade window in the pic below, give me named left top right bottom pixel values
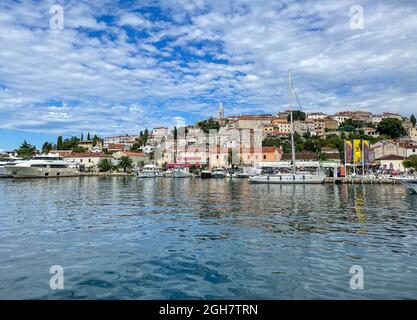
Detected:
left=80, top=159, right=83, bottom=163
left=89, top=159, right=91, bottom=163
left=264, top=155, right=267, bottom=160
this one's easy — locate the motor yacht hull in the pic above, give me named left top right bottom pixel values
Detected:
left=249, top=173, right=326, bottom=184
left=136, top=172, right=163, bottom=178
left=5, top=166, right=79, bottom=178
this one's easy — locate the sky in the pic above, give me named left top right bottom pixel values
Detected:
left=0, top=0, right=417, bottom=151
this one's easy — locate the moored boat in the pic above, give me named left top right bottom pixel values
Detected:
left=212, top=168, right=226, bottom=178
left=136, top=164, right=163, bottom=178
left=4, top=154, right=78, bottom=178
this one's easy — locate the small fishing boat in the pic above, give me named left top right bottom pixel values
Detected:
left=211, top=168, right=227, bottom=178
left=172, top=166, right=191, bottom=178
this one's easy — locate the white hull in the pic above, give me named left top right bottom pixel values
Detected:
left=172, top=171, right=190, bottom=178
left=136, top=172, right=163, bottom=178
left=0, top=166, right=12, bottom=178
left=249, top=173, right=326, bottom=184
left=6, top=166, right=79, bottom=178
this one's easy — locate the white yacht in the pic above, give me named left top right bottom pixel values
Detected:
left=0, top=157, right=24, bottom=178
left=172, top=166, right=191, bottom=178
left=212, top=168, right=227, bottom=178
left=4, top=154, right=78, bottom=178
left=136, top=164, right=163, bottom=178
left=249, top=70, right=326, bottom=185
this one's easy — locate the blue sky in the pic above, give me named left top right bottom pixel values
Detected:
left=1, top=0, right=417, bottom=151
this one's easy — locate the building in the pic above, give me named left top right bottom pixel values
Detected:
left=272, top=119, right=291, bottom=135
left=370, top=140, right=417, bottom=161
left=237, top=115, right=272, bottom=130
left=106, top=143, right=125, bottom=152
left=103, top=135, right=138, bottom=151
left=112, top=151, right=149, bottom=167
left=409, top=127, right=417, bottom=142
left=363, top=127, right=379, bottom=137
left=372, top=155, right=407, bottom=172
left=307, top=112, right=327, bottom=120
left=382, top=112, right=402, bottom=121
left=294, top=121, right=316, bottom=136
left=323, top=117, right=339, bottom=131
left=218, top=101, right=224, bottom=119
left=314, top=119, right=326, bottom=137
left=63, top=152, right=111, bottom=171
left=332, top=111, right=354, bottom=126
left=77, top=140, right=103, bottom=151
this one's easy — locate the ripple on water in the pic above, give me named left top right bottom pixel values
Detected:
left=0, top=178, right=416, bottom=299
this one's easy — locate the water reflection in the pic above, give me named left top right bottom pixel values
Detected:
left=0, top=177, right=416, bottom=299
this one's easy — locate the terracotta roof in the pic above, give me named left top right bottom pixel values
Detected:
left=64, top=152, right=109, bottom=158
left=119, top=151, right=146, bottom=157
left=375, top=155, right=406, bottom=161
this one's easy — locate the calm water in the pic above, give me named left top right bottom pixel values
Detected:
left=0, top=177, right=416, bottom=300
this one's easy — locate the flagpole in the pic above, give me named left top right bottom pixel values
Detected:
left=361, top=139, right=365, bottom=177
left=344, top=139, right=347, bottom=177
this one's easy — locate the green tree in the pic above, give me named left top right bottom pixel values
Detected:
left=411, top=114, right=416, bottom=127
left=403, top=155, right=417, bottom=170
left=41, top=142, right=54, bottom=154
left=16, top=140, right=37, bottom=159
left=197, top=118, right=220, bottom=134
left=81, top=133, right=84, bottom=141
left=287, top=110, right=306, bottom=122
left=118, top=156, right=133, bottom=172
left=87, top=132, right=91, bottom=140
left=57, top=136, right=63, bottom=150
left=98, top=159, right=112, bottom=172
left=377, top=118, right=406, bottom=139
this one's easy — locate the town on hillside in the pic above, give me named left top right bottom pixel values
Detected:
left=3, top=105, right=417, bottom=175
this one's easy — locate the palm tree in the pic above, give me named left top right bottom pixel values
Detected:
left=118, top=156, right=133, bottom=172
left=98, top=159, right=112, bottom=172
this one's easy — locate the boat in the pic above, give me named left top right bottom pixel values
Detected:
left=172, top=166, right=191, bottom=178
left=4, top=154, right=78, bottom=178
left=200, top=169, right=212, bottom=179
left=249, top=70, right=326, bottom=185
left=211, top=168, right=227, bottom=178
left=136, top=164, right=163, bottom=178
left=0, top=157, right=24, bottom=178
left=398, top=177, right=417, bottom=194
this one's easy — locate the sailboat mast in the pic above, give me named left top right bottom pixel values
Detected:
left=289, top=70, right=296, bottom=174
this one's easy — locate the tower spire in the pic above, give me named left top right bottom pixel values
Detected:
left=218, top=100, right=224, bottom=119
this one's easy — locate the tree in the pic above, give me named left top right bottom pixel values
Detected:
left=287, top=110, right=306, bottom=122
left=98, top=159, right=112, bottom=172
left=173, top=126, right=178, bottom=140
left=57, top=136, right=63, bottom=150
left=16, top=140, right=37, bottom=159
left=81, top=133, right=84, bottom=141
left=197, top=118, right=220, bottom=134
left=403, top=155, right=417, bottom=170
left=377, top=118, right=406, bottom=139
left=118, top=156, right=133, bottom=172
left=41, top=142, right=54, bottom=154
left=87, top=132, right=91, bottom=140
left=411, top=114, right=416, bottom=127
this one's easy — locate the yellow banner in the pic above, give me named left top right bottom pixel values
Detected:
left=354, top=139, right=361, bottom=163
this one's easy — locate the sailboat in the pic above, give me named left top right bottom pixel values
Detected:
left=248, top=70, right=327, bottom=184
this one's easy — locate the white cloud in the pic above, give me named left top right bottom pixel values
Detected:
left=0, top=0, right=417, bottom=140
